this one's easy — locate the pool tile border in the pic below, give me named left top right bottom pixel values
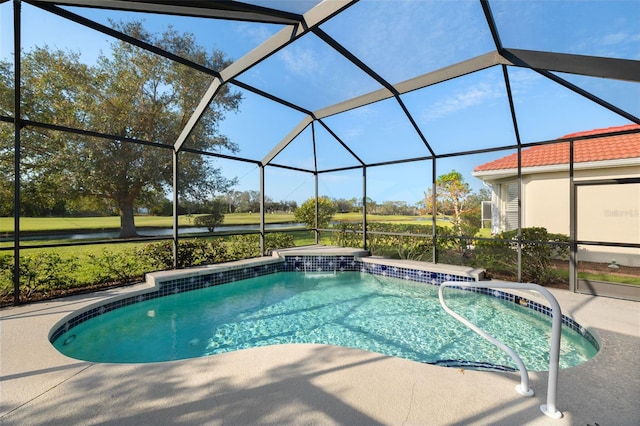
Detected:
left=49, top=254, right=599, bottom=351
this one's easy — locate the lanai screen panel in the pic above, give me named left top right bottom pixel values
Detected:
left=188, top=83, right=309, bottom=161
left=269, top=125, right=316, bottom=171
left=235, top=32, right=384, bottom=112
left=319, top=0, right=495, bottom=85
left=265, top=166, right=315, bottom=206
left=577, top=184, right=640, bottom=246
left=402, top=66, right=516, bottom=155
left=312, top=123, right=363, bottom=171
left=61, top=4, right=287, bottom=67
left=492, top=0, right=640, bottom=59
left=550, top=72, right=640, bottom=120
left=14, top=3, right=220, bottom=148
left=505, top=67, right=635, bottom=144
left=317, top=168, right=363, bottom=207
left=0, top=1, right=14, bottom=116
left=366, top=162, right=431, bottom=211
left=320, top=97, right=430, bottom=165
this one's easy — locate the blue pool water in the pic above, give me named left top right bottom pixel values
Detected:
left=53, top=272, right=597, bottom=370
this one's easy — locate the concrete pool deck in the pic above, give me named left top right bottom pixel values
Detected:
left=1, top=279, right=639, bottom=425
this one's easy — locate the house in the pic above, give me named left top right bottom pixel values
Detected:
left=472, top=124, right=640, bottom=267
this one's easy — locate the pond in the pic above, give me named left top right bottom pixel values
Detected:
left=1, top=223, right=305, bottom=242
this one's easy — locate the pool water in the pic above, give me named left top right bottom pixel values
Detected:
left=53, top=272, right=597, bottom=370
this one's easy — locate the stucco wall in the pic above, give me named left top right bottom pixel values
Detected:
left=522, top=172, right=569, bottom=234
left=490, top=165, right=639, bottom=266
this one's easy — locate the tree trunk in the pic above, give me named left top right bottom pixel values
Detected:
left=118, top=199, right=139, bottom=238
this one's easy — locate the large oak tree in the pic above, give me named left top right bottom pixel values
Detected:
left=0, top=22, right=241, bottom=237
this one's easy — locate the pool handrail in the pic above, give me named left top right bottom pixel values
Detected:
left=439, top=281, right=563, bottom=420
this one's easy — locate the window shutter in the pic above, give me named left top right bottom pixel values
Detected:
left=505, top=183, right=519, bottom=231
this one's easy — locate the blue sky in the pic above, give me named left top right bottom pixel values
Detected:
left=1, top=0, right=638, bottom=206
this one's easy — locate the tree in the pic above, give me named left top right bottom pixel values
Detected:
left=0, top=22, right=241, bottom=237
left=333, top=198, right=355, bottom=213
left=194, top=199, right=226, bottom=232
left=433, top=170, right=472, bottom=234
left=233, top=190, right=261, bottom=213
left=294, top=196, right=337, bottom=229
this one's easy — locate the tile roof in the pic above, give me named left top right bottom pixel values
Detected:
left=474, top=124, right=640, bottom=172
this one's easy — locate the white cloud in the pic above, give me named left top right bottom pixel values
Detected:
left=423, top=82, right=502, bottom=120
left=601, top=31, right=629, bottom=46
left=278, top=45, right=322, bottom=77
left=236, top=23, right=274, bottom=46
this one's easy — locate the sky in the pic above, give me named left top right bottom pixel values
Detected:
left=1, top=0, right=639, bottom=206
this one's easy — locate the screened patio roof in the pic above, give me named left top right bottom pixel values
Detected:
left=2, top=0, right=639, bottom=202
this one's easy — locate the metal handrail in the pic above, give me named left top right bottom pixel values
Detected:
left=439, top=282, right=563, bottom=420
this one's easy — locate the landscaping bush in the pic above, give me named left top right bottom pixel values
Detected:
left=139, top=238, right=229, bottom=270
left=331, top=223, right=364, bottom=250
left=370, top=223, right=433, bottom=260
left=87, top=248, right=152, bottom=283
left=330, top=223, right=569, bottom=284
left=17, top=252, right=79, bottom=298
left=0, top=249, right=151, bottom=305
left=331, top=222, right=437, bottom=261
left=226, top=233, right=295, bottom=260
left=265, top=233, right=296, bottom=252
left=0, top=254, right=13, bottom=299
left=473, top=227, right=569, bottom=284
left=226, top=234, right=260, bottom=260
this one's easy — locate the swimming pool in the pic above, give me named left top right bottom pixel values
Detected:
left=52, top=271, right=597, bottom=371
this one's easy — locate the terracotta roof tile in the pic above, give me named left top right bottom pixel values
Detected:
left=474, top=124, right=640, bottom=172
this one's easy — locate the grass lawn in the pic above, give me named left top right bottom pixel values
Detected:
left=1, top=213, right=460, bottom=233
left=0, top=214, right=295, bottom=233
left=578, top=272, right=640, bottom=285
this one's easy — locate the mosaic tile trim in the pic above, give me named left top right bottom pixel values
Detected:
left=360, top=262, right=476, bottom=285
left=281, top=255, right=359, bottom=273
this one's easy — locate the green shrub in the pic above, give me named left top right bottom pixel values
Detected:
left=265, top=233, right=295, bottom=252
left=473, top=227, right=569, bottom=284
left=0, top=254, right=13, bottom=298
left=139, top=239, right=229, bottom=270
left=331, top=222, right=436, bottom=261
left=87, top=248, right=151, bottom=283
left=226, top=233, right=295, bottom=260
left=226, top=234, right=260, bottom=260
left=18, top=251, right=79, bottom=297
left=331, top=223, right=363, bottom=249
